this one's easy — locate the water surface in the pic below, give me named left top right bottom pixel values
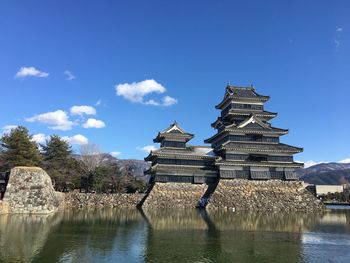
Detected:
left=1, top=208, right=350, bottom=263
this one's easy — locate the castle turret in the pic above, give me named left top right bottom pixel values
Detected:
left=145, top=122, right=217, bottom=184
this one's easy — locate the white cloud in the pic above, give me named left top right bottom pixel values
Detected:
left=138, top=145, right=157, bottom=153
left=336, top=27, right=343, bottom=32
left=2, top=125, right=18, bottom=135
left=25, top=110, right=74, bottom=131
left=144, top=99, right=160, bottom=106
left=162, top=96, right=178, bottom=106
left=82, top=118, right=106, bottom=128
left=62, top=134, right=88, bottom=145
left=144, top=96, right=178, bottom=107
left=15, top=66, right=49, bottom=78
left=339, top=158, right=350, bottom=164
left=64, top=70, right=76, bottom=80
left=115, top=79, right=177, bottom=106
left=31, top=133, right=48, bottom=145
left=115, top=79, right=167, bottom=103
left=70, top=105, right=96, bottom=116
left=110, top=151, right=121, bottom=158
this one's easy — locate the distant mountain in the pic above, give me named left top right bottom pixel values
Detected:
left=297, top=162, right=350, bottom=185
left=117, top=159, right=150, bottom=178
left=297, top=162, right=350, bottom=177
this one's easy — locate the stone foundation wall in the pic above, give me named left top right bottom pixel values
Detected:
left=0, top=167, right=324, bottom=212
left=206, top=179, right=323, bottom=211
left=142, top=182, right=208, bottom=208
left=3, top=167, right=64, bottom=214
left=64, top=192, right=144, bottom=208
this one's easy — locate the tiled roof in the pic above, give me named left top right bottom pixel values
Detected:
left=204, top=126, right=288, bottom=143
left=220, top=142, right=303, bottom=153
left=144, top=146, right=216, bottom=161
left=226, top=86, right=266, bottom=98
left=215, top=160, right=304, bottom=168
left=227, top=110, right=277, bottom=117
left=225, top=126, right=288, bottom=134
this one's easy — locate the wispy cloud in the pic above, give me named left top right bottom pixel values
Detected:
left=64, top=70, right=76, bottom=80
left=15, top=66, right=49, bottom=78
left=70, top=105, right=96, bottom=116
left=334, top=27, right=343, bottom=50
left=144, top=95, right=178, bottom=106
left=334, top=39, right=340, bottom=49
left=95, top=100, right=102, bottom=106
left=162, top=96, right=178, bottom=106
left=82, top=118, right=106, bottom=129
left=25, top=110, right=74, bottom=131
left=115, top=79, right=177, bottom=106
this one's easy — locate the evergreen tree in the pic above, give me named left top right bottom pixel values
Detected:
left=41, top=135, right=72, bottom=161
left=0, top=126, right=42, bottom=170
left=41, top=135, right=83, bottom=191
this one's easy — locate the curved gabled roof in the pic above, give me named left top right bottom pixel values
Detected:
left=215, top=85, right=270, bottom=109
left=153, top=121, right=194, bottom=143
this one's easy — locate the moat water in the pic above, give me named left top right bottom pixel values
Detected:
left=1, top=207, right=350, bottom=263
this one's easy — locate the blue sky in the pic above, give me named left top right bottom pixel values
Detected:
left=0, top=1, right=349, bottom=165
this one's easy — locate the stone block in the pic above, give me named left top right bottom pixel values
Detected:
left=3, top=167, right=65, bottom=214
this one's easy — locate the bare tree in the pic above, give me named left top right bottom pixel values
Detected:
left=79, top=143, right=104, bottom=192
left=80, top=143, right=104, bottom=173
left=339, top=176, right=348, bottom=186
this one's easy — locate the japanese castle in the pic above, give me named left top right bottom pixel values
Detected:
left=145, top=85, right=303, bottom=183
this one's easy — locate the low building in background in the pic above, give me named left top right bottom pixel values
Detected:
left=315, top=185, right=345, bottom=196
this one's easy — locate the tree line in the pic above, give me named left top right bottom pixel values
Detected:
left=0, top=126, right=147, bottom=193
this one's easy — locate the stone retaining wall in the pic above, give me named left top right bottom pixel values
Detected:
left=206, top=179, right=323, bottom=211
left=0, top=166, right=324, bottom=212
left=64, top=192, right=144, bottom=208
left=142, top=182, right=208, bottom=208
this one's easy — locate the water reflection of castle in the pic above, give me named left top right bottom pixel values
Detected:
left=1, top=209, right=350, bottom=262
left=145, top=85, right=303, bottom=184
